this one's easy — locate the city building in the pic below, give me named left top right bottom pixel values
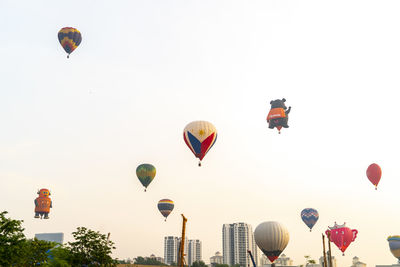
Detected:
left=260, top=254, right=294, bottom=267
left=147, top=254, right=164, bottom=263
left=164, top=236, right=188, bottom=265
left=188, top=240, right=202, bottom=266
left=35, top=232, right=64, bottom=244
left=222, top=223, right=258, bottom=267
left=210, top=252, right=223, bottom=267
left=319, top=254, right=337, bottom=267
left=351, top=256, right=366, bottom=267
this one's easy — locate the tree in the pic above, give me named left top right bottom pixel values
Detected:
left=135, top=256, right=166, bottom=265
left=20, top=238, right=56, bottom=266
left=0, top=211, right=26, bottom=266
left=215, top=264, right=229, bottom=267
left=66, top=227, right=117, bottom=266
left=191, top=261, right=207, bottom=267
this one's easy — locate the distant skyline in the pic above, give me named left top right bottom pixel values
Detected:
left=1, top=1, right=400, bottom=266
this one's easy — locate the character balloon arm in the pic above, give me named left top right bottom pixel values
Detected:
left=34, top=199, right=38, bottom=207
left=286, top=107, right=291, bottom=114
left=50, top=201, right=52, bottom=208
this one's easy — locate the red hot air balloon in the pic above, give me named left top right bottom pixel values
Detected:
left=366, top=163, right=382, bottom=190
left=325, top=222, right=358, bottom=255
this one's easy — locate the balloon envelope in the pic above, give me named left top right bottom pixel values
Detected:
left=326, top=223, right=358, bottom=254
left=136, top=164, right=156, bottom=191
left=388, top=236, right=400, bottom=260
left=183, top=121, right=217, bottom=165
left=301, top=208, right=319, bottom=231
left=58, top=27, right=82, bottom=57
left=366, top=163, right=382, bottom=189
left=157, top=199, right=174, bottom=220
left=254, top=221, right=289, bottom=263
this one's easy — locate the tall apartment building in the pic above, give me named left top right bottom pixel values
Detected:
left=164, top=236, right=188, bottom=265
left=188, top=239, right=202, bottom=266
left=222, top=223, right=258, bottom=267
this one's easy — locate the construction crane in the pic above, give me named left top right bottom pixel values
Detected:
left=178, top=214, right=188, bottom=267
left=247, top=250, right=256, bottom=267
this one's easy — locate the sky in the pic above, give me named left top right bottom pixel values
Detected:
left=1, top=0, right=400, bottom=266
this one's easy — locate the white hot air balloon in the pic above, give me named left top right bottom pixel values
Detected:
left=254, top=221, right=289, bottom=265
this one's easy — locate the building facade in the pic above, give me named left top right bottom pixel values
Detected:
left=319, top=254, right=337, bottom=267
left=222, top=223, right=258, bottom=267
left=188, top=240, right=202, bottom=266
left=35, top=232, right=64, bottom=244
left=164, top=236, right=188, bottom=265
left=351, top=256, right=366, bottom=267
left=210, top=252, right=223, bottom=267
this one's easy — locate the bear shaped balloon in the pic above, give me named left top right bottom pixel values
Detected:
left=267, top=98, right=291, bottom=134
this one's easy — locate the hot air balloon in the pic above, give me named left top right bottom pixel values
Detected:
left=267, top=99, right=291, bottom=134
left=136, top=164, right=156, bottom=192
left=366, top=163, right=382, bottom=190
left=58, top=27, right=82, bottom=58
left=183, top=121, right=217, bottom=166
left=158, top=199, right=174, bottom=221
left=254, top=221, right=289, bottom=264
left=301, top=208, right=319, bottom=232
left=325, top=222, right=358, bottom=255
left=34, top=189, right=52, bottom=219
left=388, top=236, right=400, bottom=263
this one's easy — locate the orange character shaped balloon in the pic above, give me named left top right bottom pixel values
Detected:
left=34, top=189, right=52, bottom=219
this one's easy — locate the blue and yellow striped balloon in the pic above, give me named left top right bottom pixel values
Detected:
left=158, top=199, right=174, bottom=221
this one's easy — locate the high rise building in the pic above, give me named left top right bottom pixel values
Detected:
left=188, top=239, right=202, bottom=266
left=210, top=252, right=223, bottom=267
left=222, top=223, right=258, bottom=267
left=164, top=236, right=188, bottom=265
left=35, top=232, right=64, bottom=244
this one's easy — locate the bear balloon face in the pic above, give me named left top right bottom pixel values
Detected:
left=38, top=189, right=50, bottom=198
left=270, top=99, right=288, bottom=110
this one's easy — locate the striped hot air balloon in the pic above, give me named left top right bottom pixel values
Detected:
left=388, top=236, right=400, bottom=262
left=157, top=199, right=174, bottom=221
left=301, top=208, right=319, bottom=232
left=183, top=121, right=217, bottom=166
left=58, top=27, right=82, bottom=58
left=136, top=164, right=156, bottom=192
left=254, top=221, right=289, bottom=263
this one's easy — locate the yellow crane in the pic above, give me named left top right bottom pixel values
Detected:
left=178, top=214, right=188, bottom=267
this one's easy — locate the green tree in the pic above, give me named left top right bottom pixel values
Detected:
left=47, top=246, right=73, bottom=267
left=135, top=256, right=167, bottom=265
left=66, top=227, right=117, bottom=266
left=215, top=264, right=229, bottom=267
left=0, top=211, right=26, bottom=266
left=21, top=238, right=56, bottom=266
left=191, top=261, right=207, bottom=267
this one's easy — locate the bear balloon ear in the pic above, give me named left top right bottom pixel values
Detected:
left=282, top=98, right=286, bottom=102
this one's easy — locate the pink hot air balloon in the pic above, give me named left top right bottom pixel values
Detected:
left=366, top=163, right=382, bottom=190
left=325, top=222, right=358, bottom=255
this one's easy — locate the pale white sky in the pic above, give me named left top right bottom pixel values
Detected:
left=1, top=1, right=400, bottom=266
